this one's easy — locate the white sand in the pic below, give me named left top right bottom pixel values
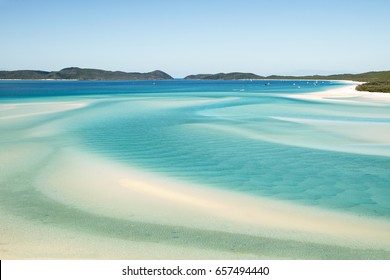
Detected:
left=0, top=101, right=86, bottom=120
left=0, top=212, right=252, bottom=260
left=286, top=82, right=390, bottom=105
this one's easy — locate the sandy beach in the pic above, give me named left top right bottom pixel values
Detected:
left=286, top=82, right=390, bottom=104
left=1, top=83, right=390, bottom=259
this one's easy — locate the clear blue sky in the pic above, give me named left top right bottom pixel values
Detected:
left=1, top=0, right=389, bottom=77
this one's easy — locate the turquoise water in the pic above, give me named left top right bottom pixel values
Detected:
left=1, top=80, right=390, bottom=218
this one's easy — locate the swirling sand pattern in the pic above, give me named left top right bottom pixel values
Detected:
left=0, top=80, right=390, bottom=259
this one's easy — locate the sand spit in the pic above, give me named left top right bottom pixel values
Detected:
left=285, top=83, right=390, bottom=105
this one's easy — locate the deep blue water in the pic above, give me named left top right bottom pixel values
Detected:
left=0, top=79, right=340, bottom=99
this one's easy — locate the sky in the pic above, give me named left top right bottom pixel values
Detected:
left=1, top=0, right=390, bottom=77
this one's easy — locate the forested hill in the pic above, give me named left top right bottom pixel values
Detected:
left=0, top=67, right=173, bottom=80
left=185, top=70, right=390, bottom=82
left=185, top=72, right=263, bottom=80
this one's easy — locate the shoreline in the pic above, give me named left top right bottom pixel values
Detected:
left=286, top=81, right=390, bottom=104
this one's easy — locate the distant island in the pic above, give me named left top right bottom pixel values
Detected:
left=184, top=70, right=390, bottom=93
left=185, top=72, right=264, bottom=80
left=0, top=67, right=173, bottom=80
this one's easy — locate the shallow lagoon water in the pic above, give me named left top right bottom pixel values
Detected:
left=63, top=81, right=390, bottom=218
left=1, top=80, right=390, bottom=259
left=1, top=80, right=390, bottom=218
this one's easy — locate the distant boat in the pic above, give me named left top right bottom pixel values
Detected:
left=265, top=82, right=271, bottom=86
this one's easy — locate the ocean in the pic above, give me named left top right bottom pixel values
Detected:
left=1, top=79, right=389, bottom=219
